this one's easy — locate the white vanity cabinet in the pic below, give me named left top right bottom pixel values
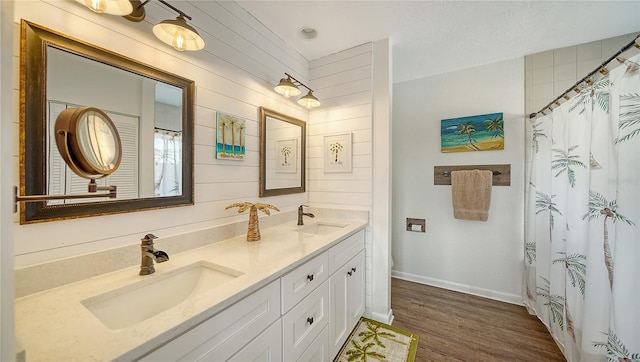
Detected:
left=280, top=252, right=329, bottom=361
left=138, top=227, right=365, bottom=362
left=138, top=279, right=281, bottom=361
left=280, top=228, right=365, bottom=362
left=328, top=230, right=366, bottom=359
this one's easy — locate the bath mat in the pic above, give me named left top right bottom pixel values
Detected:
left=335, top=317, right=419, bottom=362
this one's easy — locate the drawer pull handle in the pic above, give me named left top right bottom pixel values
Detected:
left=347, top=271, right=353, bottom=276
left=351, top=267, right=357, bottom=273
left=307, top=317, right=314, bottom=325
left=307, top=274, right=314, bottom=282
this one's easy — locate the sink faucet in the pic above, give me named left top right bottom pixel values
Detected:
left=297, top=205, right=315, bottom=225
left=139, top=233, right=169, bottom=276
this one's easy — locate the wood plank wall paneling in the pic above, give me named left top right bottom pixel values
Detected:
left=307, top=42, right=374, bottom=309
left=12, top=1, right=310, bottom=265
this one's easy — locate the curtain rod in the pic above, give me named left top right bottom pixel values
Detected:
left=529, top=34, right=640, bottom=119
left=154, top=126, right=182, bottom=133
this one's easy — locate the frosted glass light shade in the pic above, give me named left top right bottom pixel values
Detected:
left=297, top=91, right=321, bottom=108
left=274, top=77, right=301, bottom=98
left=153, top=16, right=205, bottom=51
left=76, top=0, right=133, bottom=15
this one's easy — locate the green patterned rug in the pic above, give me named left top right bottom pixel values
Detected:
left=335, top=317, right=419, bottom=362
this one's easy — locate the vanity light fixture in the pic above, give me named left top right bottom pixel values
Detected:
left=76, top=0, right=133, bottom=15
left=76, top=0, right=205, bottom=51
left=274, top=72, right=321, bottom=109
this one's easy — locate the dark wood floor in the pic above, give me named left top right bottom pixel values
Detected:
left=391, top=278, right=566, bottom=361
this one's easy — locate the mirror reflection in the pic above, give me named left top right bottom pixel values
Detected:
left=47, top=47, right=183, bottom=204
left=259, top=107, right=306, bottom=197
left=20, top=21, right=194, bottom=223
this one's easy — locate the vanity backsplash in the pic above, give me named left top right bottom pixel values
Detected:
left=15, top=208, right=368, bottom=297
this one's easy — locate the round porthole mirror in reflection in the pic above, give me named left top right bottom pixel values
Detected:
left=55, top=106, right=122, bottom=179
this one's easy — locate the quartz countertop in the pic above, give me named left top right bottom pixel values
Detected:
left=15, top=218, right=367, bottom=361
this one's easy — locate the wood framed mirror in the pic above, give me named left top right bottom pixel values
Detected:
left=19, top=20, right=194, bottom=223
left=259, top=107, right=306, bottom=197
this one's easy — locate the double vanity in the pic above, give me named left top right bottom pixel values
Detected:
left=15, top=216, right=367, bottom=361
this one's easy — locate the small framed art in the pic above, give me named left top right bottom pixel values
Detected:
left=324, top=132, right=352, bottom=173
left=216, top=112, right=246, bottom=160
left=275, top=138, right=297, bottom=173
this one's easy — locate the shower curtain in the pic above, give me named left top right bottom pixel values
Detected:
left=524, top=53, right=640, bottom=361
left=154, top=131, right=182, bottom=196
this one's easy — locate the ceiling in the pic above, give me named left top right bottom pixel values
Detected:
left=237, top=1, right=640, bottom=83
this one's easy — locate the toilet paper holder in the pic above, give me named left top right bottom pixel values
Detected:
left=406, top=218, right=425, bottom=232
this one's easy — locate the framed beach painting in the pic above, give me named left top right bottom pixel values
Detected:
left=216, top=112, right=246, bottom=160
left=441, top=112, right=504, bottom=153
left=324, top=133, right=352, bottom=173
left=275, top=138, right=297, bottom=173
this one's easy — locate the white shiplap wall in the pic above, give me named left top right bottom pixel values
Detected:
left=1, top=1, right=17, bottom=359
left=307, top=43, right=379, bottom=316
left=11, top=0, right=311, bottom=266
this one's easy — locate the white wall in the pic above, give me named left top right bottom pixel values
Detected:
left=307, top=41, right=394, bottom=321
left=1, top=2, right=16, bottom=359
left=391, top=58, right=526, bottom=304
left=10, top=0, right=311, bottom=267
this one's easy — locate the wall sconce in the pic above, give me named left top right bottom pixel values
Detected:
left=274, top=72, right=321, bottom=109
left=150, top=1, right=204, bottom=51
left=77, top=0, right=205, bottom=51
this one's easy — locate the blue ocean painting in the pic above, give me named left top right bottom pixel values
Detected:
left=441, top=112, right=504, bottom=153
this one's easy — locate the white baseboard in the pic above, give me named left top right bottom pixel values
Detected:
left=391, top=270, right=523, bottom=306
left=364, top=308, right=394, bottom=325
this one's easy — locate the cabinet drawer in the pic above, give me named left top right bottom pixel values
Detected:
left=297, top=325, right=329, bottom=362
left=227, top=319, right=282, bottom=362
left=281, top=252, right=328, bottom=313
left=328, top=229, right=364, bottom=275
left=140, top=279, right=280, bottom=361
left=282, top=281, right=329, bottom=361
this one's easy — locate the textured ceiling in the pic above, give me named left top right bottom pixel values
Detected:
left=238, top=1, right=640, bottom=83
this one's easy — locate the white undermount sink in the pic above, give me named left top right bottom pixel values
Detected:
left=297, top=222, right=348, bottom=235
left=81, top=261, right=243, bottom=330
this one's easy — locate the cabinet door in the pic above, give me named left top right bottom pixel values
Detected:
left=347, top=250, right=366, bottom=324
left=329, top=250, right=366, bottom=359
left=227, top=319, right=282, bottom=362
left=328, top=262, right=350, bottom=358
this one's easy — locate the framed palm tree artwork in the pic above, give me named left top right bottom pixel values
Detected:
left=216, top=112, right=246, bottom=160
left=275, top=138, right=297, bottom=173
left=441, top=112, right=504, bottom=152
left=324, top=132, right=352, bottom=173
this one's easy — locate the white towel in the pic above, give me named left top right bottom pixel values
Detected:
left=451, top=170, right=493, bottom=221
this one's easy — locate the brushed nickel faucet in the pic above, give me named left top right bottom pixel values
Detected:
left=297, top=205, right=315, bottom=225
left=139, top=233, right=169, bottom=276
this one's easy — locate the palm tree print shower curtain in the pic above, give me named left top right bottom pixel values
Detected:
left=525, top=52, right=640, bottom=361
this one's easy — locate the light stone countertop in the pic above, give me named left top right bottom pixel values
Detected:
left=15, top=218, right=367, bottom=361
